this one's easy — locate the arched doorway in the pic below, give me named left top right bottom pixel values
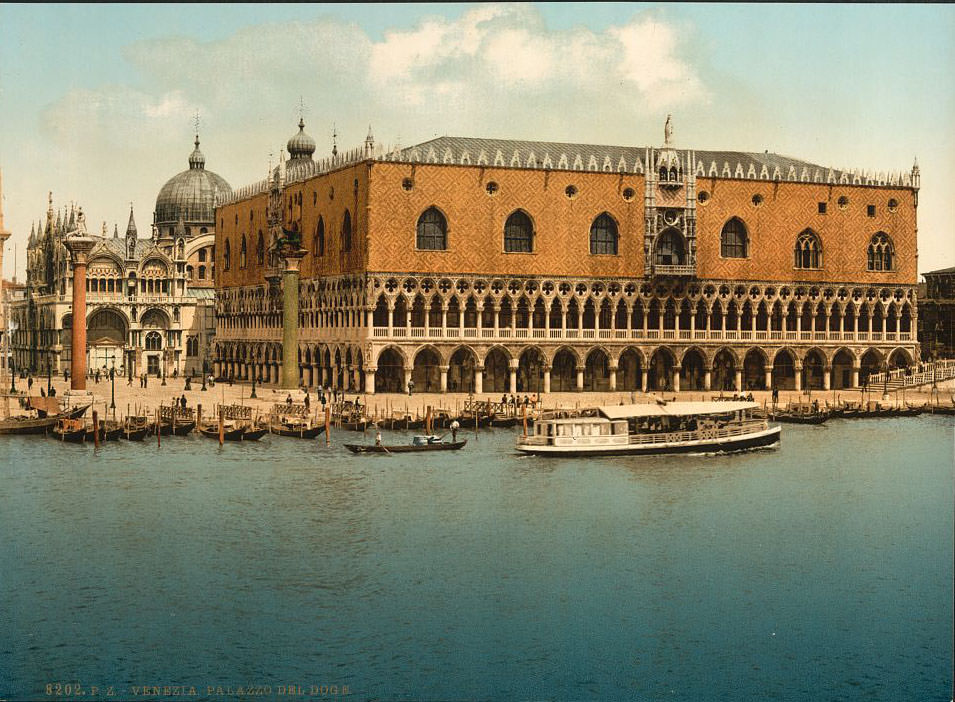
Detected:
left=680, top=348, right=706, bottom=391
left=713, top=349, right=736, bottom=391
left=648, top=348, right=675, bottom=391
left=448, top=347, right=476, bottom=393
left=484, top=348, right=509, bottom=393
left=772, top=349, right=796, bottom=390
left=888, top=348, right=911, bottom=370
left=583, top=348, right=610, bottom=391
left=375, top=348, right=404, bottom=393
left=803, top=349, right=825, bottom=390
left=517, top=347, right=545, bottom=393
left=551, top=349, right=577, bottom=392
left=831, top=349, right=854, bottom=389
left=742, top=349, right=766, bottom=391
left=618, top=348, right=642, bottom=391
left=860, top=349, right=882, bottom=387
left=86, top=308, right=128, bottom=374
left=412, top=347, right=441, bottom=392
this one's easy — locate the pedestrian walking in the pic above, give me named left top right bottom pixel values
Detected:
left=180, top=394, right=187, bottom=411
left=408, top=380, right=414, bottom=396
left=27, top=375, right=33, bottom=391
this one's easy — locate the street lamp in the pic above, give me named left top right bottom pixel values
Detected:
left=47, top=356, right=52, bottom=394
left=9, top=359, right=16, bottom=394
left=109, top=364, right=116, bottom=412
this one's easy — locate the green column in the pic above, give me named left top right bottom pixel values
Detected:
left=281, top=250, right=306, bottom=389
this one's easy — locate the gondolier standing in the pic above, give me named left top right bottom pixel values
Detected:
left=450, top=419, right=460, bottom=442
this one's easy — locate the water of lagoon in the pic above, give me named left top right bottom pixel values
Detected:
left=1, top=416, right=952, bottom=702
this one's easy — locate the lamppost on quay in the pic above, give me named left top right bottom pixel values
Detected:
left=46, top=355, right=52, bottom=394
left=109, top=363, right=116, bottom=413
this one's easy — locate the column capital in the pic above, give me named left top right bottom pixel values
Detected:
left=64, top=235, right=96, bottom=264
left=282, top=247, right=308, bottom=273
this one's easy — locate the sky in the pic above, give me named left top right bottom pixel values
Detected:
left=1, top=3, right=953, bottom=279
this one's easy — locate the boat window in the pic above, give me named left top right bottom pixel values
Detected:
left=546, top=424, right=553, bottom=436
left=599, top=424, right=610, bottom=436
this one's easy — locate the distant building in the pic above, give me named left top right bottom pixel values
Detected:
left=8, top=136, right=231, bottom=378
left=918, top=266, right=955, bottom=359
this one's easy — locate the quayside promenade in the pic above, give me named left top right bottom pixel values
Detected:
left=3, top=373, right=952, bottom=426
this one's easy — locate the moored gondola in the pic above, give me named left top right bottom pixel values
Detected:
left=51, top=418, right=87, bottom=443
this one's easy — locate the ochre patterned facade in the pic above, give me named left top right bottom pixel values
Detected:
left=214, top=122, right=921, bottom=396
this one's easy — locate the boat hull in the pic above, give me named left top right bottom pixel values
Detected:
left=516, top=425, right=781, bottom=457
left=270, top=424, right=325, bottom=438
left=344, top=440, right=468, bottom=454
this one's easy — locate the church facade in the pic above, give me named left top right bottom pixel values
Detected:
left=8, top=136, right=230, bottom=379
left=214, top=119, right=920, bottom=395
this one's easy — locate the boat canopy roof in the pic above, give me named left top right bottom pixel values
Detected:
left=597, top=401, right=758, bottom=420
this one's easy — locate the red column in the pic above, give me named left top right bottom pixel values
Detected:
left=65, top=237, right=95, bottom=391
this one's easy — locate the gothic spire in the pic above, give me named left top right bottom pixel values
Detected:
left=126, top=204, right=137, bottom=237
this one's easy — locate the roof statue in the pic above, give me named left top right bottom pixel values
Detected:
left=664, top=114, right=673, bottom=146
left=75, top=207, right=87, bottom=235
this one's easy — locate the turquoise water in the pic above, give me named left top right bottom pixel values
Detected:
left=1, top=418, right=952, bottom=701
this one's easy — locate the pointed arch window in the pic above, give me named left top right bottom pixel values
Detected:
left=315, top=217, right=325, bottom=257
left=223, top=240, right=231, bottom=271
left=794, top=229, right=822, bottom=269
left=256, top=231, right=265, bottom=265
left=589, top=213, right=618, bottom=255
left=720, top=217, right=748, bottom=258
left=239, top=234, right=247, bottom=269
left=867, top=232, right=894, bottom=271
left=416, top=207, right=447, bottom=250
left=504, top=210, right=533, bottom=253
left=341, top=210, right=352, bottom=252
left=654, top=229, right=685, bottom=266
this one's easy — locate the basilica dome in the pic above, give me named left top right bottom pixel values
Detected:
left=154, top=136, right=232, bottom=230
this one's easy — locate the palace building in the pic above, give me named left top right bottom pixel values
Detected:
left=213, top=117, right=920, bottom=395
left=9, top=136, right=230, bottom=378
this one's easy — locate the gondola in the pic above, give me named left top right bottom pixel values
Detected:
left=198, top=422, right=268, bottom=441
left=51, top=418, right=87, bottom=443
left=121, top=416, right=150, bottom=441
left=84, top=421, right=107, bottom=443
left=269, top=421, right=325, bottom=439
left=489, top=416, right=521, bottom=428
left=65, top=403, right=92, bottom=419
left=770, top=411, right=830, bottom=425
left=344, top=437, right=468, bottom=454
left=149, top=419, right=197, bottom=436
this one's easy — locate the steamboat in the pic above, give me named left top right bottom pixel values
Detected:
left=516, top=401, right=780, bottom=457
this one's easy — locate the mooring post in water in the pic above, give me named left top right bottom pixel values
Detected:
left=218, top=409, right=224, bottom=446
left=325, top=405, right=331, bottom=447
left=156, top=408, right=161, bottom=448
left=92, top=409, right=100, bottom=448
left=197, top=404, right=202, bottom=431
left=522, top=403, right=528, bottom=438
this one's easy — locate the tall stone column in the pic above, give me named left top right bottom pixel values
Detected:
left=65, top=235, right=96, bottom=391
left=365, top=368, right=376, bottom=395
left=280, top=249, right=307, bottom=389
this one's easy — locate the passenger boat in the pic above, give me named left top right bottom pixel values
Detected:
left=51, top=418, right=87, bottom=443
left=516, top=401, right=780, bottom=456
left=344, top=435, right=468, bottom=454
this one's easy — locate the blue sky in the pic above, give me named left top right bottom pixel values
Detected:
left=1, top=3, right=953, bottom=277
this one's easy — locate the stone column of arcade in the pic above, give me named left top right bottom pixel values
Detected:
left=65, top=235, right=96, bottom=392
left=280, top=249, right=307, bottom=390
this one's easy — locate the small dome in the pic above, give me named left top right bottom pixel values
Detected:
left=287, top=118, right=316, bottom=160
left=154, top=136, right=232, bottom=228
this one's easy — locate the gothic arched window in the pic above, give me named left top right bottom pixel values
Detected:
left=720, top=217, right=748, bottom=258
left=239, top=234, right=247, bottom=269
left=223, top=240, right=231, bottom=271
left=315, top=217, right=325, bottom=257
left=654, top=229, right=685, bottom=266
left=145, top=331, right=162, bottom=351
left=416, top=207, right=447, bottom=250
left=794, top=229, right=822, bottom=269
left=504, top=210, right=533, bottom=253
left=589, top=213, right=618, bottom=255
left=867, top=232, right=894, bottom=271
left=342, top=210, right=352, bottom=252
left=256, top=231, right=265, bottom=266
